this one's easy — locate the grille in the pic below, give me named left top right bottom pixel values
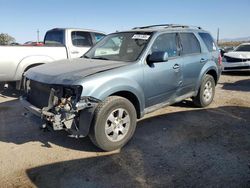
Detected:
left=27, top=80, right=52, bottom=109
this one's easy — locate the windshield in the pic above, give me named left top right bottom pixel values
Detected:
left=235, top=44, right=250, bottom=52
left=84, top=32, right=152, bottom=62
left=44, top=30, right=65, bottom=46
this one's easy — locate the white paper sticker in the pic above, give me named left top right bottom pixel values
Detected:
left=132, top=34, right=150, bottom=40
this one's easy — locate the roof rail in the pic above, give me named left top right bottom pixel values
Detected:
left=133, top=24, right=202, bottom=30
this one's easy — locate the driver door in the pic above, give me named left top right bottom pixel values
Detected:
left=143, top=33, right=183, bottom=107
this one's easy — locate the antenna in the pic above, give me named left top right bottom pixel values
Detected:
left=37, top=29, right=40, bottom=43
left=217, top=28, right=220, bottom=44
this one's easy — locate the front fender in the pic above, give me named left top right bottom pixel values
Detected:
left=81, top=77, right=145, bottom=115
left=14, top=55, right=55, bottom=80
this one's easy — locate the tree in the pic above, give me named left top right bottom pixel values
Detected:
left=0, top=33, right=16, bottom=45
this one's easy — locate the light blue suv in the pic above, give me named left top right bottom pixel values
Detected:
left=21, top=24, right=222, bottom=151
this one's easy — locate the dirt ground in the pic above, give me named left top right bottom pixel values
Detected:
left=0, top=72, right=250, bottom=188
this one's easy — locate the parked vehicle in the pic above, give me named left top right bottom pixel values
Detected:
left=23, top=41, right=44, bottom=46
left=222, top=43, right=250, bottom=71
left=21, top=24, right=222, bottom=151
left=0, top=28, right=106, bottom=88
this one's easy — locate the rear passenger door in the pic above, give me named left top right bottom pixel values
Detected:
left=178, top=32, right=204, bottom=95
left=69, top=31, right=93, bottom=58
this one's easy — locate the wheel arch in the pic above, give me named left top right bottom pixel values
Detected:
left=109, top=90, right=141, bottom=119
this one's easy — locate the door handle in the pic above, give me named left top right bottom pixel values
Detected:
left=71, top=51, right=79, bottom=54
left=173, top=64, right=180, bottom=69
left=200, top=58, right=208, bottom=63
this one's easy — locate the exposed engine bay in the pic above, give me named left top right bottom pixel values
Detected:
left=22, top=79, right=99, bottom=137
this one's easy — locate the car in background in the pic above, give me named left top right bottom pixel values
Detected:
left=222, top=43, right=250, bottom=71
left=0, top=28, right=106, bottom=89
left=23, top=41, right=44, bottom=46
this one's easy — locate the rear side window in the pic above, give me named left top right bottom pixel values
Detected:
left=199, top=33, right=217, bottom=52
left=71, top=31, right=92, bottom=47
left=151, top=33, right=178, bottom=58
left=94, top=33, right=106, bottom=42
left=179, top=33, right=201, bottom=55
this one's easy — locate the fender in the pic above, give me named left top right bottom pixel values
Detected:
left=13, top=55, right=55, bottom=81
left=82, top=77, right=145, bottom=117
left=195, top=62, right=219, bottom=95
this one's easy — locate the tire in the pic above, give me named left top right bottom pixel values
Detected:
left=193, top=74, right=215, bottom=107
left=89, top=96, right=137, bottom=151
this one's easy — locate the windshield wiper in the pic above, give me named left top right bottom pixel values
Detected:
left=92, top=57, right=110, bottom=60
left=82, top=54, right=90, bottom=58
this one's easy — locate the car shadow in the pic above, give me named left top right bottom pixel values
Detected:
left=24, top=105, right=250, bottom=187
left=0, top=85, right=22, bottom=98
left=222, top=79, right=250, bottom=92
left=0, top=99, right=102, bottom=152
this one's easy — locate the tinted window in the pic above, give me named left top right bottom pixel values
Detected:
left=179, top=33, right=201, bottom=55
left=199, top=33, right=217, bottom=52
left=235, top=44, right=250, bottom=52
left=151, top=33, right=178, bottom=58
left=71, top=31, right=92, bottom=47
left=94, top=33, right=106, bottom=42
left=44, top=30, right=64, bottom=46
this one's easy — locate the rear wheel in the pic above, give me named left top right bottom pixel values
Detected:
left=193, top=74, right=215, bottom=107
left=89, top=96, right=137, bottom=151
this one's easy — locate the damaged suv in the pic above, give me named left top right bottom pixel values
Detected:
left=21, top=24, right=222, bottom=151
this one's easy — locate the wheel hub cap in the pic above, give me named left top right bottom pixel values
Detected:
left=105, top=108, right=130, bottom=142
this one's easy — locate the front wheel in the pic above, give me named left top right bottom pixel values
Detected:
left=193, top=74, right=215, bottom=107
left=89, top=96, right=137, bottom=151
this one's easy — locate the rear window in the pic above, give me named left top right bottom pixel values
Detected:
left=71, top=31, right=93, bottom=47
left=179, top=33, right=201, bottom=55
left=199, top=33, right=217, bottom=52
left=44, top=30, right=64, bottom=46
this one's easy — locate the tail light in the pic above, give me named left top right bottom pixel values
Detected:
left=218, top=54, right=222, bottom=66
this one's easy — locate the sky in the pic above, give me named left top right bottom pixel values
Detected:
left=0, top=0, right=249, bottom=43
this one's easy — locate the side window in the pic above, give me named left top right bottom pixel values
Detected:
left=71, top=31, right=92, bottom=47
left=94, top=33, right=106, bottom=43
left=179, top=33, right=201, bottom=55
left=199, top=33, right=217, bottom=52
left=151, top=33, right=178, bottom=58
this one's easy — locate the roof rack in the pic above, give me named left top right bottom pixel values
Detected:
left=133, top=24, right=202, bottom=30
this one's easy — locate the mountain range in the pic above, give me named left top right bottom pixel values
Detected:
left=220, top=36, right=250, bottom=42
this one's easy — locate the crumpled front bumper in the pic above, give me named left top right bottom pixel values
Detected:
left=20, top=95, right=99, bottom=137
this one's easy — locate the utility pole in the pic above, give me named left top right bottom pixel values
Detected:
left=37, top=29, right=40, bottom=43
left=217, top=28, right=220, bottom=44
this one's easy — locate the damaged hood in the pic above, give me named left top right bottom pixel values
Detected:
left=224, top=51, right=250, bottom=59
left=25, top=58, right=129, bottom=84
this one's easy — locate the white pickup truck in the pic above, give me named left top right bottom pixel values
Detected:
left=0, top=28, right=106, bottom=88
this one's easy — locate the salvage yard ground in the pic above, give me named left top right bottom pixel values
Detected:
left=0, top=73, right=250, bottom=188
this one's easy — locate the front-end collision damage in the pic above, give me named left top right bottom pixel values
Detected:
left=23, top=79, right=101, bottom=137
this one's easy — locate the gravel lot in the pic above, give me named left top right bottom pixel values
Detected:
left=0, top=73, right=250, bottom=188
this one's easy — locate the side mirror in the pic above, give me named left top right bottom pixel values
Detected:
left=147, top=51, right=169, bottom=63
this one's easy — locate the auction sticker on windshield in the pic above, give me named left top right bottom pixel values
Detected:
left=132, top=34, right=150, bottom=40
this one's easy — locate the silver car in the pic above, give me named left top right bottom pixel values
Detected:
left=21, top=24, right=222, bottom=151
left=222, top=43, right=250, bottom=71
